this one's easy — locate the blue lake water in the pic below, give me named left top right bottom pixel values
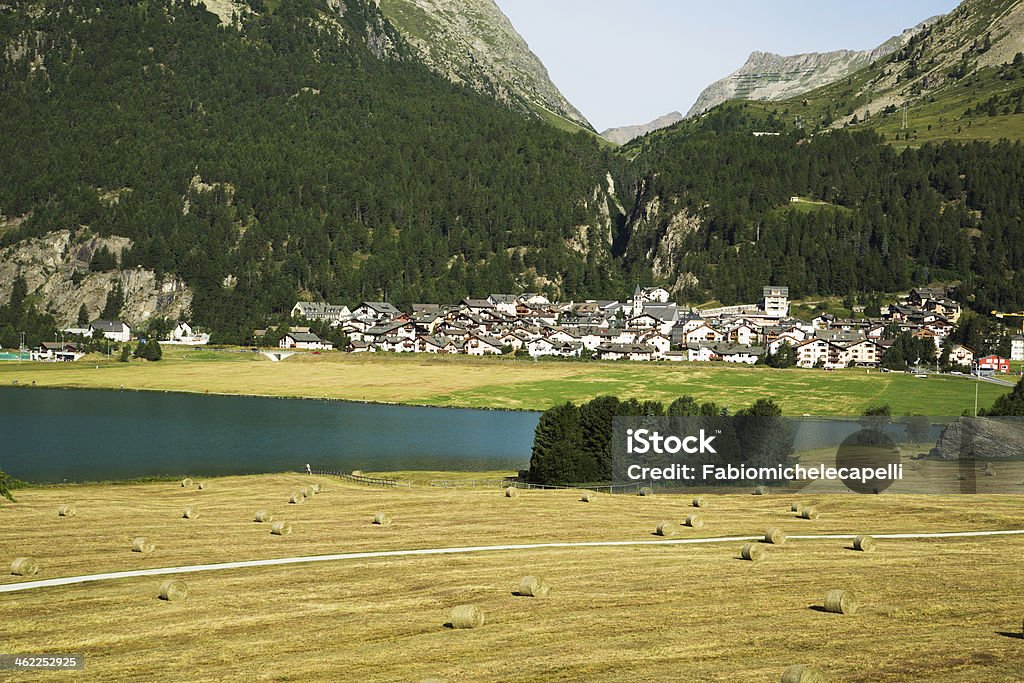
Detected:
left=0, top=387, right=539, bottom=483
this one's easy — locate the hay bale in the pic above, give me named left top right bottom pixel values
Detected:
left=254, top=510, right=274, bottom=523
left=741, top=543, right=765, bottom=561
left=685, top=514, right=704, bottom=528
left=289, top=492, right=305, bottom=505
left=10, top=557, right=39, bottom=576
left=764, top=528, right=787, bottom=545
left=271, top=521, right=292, bottom=536
left=181, top=478, right=193, bottom=488
left=300, top=487, right=312, bottom=498
left=823, top=589, right=858, bottom=615
left=655, top=521, right=677, bottom=537
left=580, top=491, right=596, bottom=503
left=181, top=506, right=199, bottom=520
left=158, top=579, right=188, bottom=602
left=781, top=664, right=826, bottom=683
left=800, top=506, right=819, bottom=520
left=504, top=486, right=520, bottom=498
left=518, top=575, right=550, bottom=597
left=450, top=604, right=484, bottom=629
left=853, top=535, right=876, bottom=552
left=639, top=486, right=654, bottom=497
left=692, top=496, right=706, bottom=508
left=197, top=482, right=205, bottom=491
left=753, top=486, right=767, bottom=495
left=131, top=537, right=156, bottom=554
left=309, top=483, right=321, bottom=494
left=58, top=504, right=76, bottom=517
left=790, top=502, right=802, bottom=513
left=372, top=512, right=392, bottom=526
left=351, top=470, right=363, bottom=477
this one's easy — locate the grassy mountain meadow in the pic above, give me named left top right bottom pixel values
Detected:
left=3, top=0, right=1024, bottom=342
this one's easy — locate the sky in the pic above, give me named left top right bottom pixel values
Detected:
left=496, top=1, right=961, bottom=132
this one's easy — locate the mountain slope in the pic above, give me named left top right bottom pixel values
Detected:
left=377, top=0, right=592, bottom=131
left=686, top=17, right=941, bottom=119
left=600, top=112, right=683, bottom=146
left=0, top=0, right=622, bottom=341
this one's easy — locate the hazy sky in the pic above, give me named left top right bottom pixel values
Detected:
left=496, top=1, right=961, bottom=131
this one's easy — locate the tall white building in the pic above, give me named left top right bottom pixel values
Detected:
left=762, top=286, right=789, bottom=319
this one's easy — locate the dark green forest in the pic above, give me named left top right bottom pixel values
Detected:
left=5, top=1, right=1024, bottom=343
left=0, top=0, right=622, bottom=341
left=621, top=108, right=1024, bottom=313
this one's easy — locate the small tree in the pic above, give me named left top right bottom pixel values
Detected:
left=77, top=304, right=90, bottom=327
left=0, top=470, right=17, bottom=503
left=118, top=344, right=132, bottom=362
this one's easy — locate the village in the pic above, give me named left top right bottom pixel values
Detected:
left=15, top=285, right=1020, bottom=373
left=265, top=285, right=1022, bottom=372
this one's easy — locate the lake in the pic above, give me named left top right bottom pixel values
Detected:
left=0, top=387, right=539, bottom=483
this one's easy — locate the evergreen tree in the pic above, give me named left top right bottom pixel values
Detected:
left=984, top=377, right=1024, bottom=415
left=528, top=402, right=582, bottom=485
left=77, top=304, right=90, bottom=327
left=101, top=281, right=124, bottom=320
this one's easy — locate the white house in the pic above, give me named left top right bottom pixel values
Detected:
left=290, top=301, right=351, bottom=323
left=1011, top=335, right=1024, bottom=362
left=685, top=324, right=724, bottom=345
left=165, top=321, right=210, bottom=346
left=279, top=331, right=333, bottom=350
left=946, top=343, right=975, bottom=367
left=89, top=319, right=132, bottom=343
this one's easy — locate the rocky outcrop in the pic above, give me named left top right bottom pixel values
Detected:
left=600, top=111, right=683, bottom=146
left=927, top=417, right=1024, bottom=461
left=686, top=17, right=941, bottom=118
left=378, top=0, right=592, bottom=130
left=0, top=230, right=192, bottom=326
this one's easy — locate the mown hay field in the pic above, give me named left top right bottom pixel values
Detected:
left=2, top=474, right=1022, bottom=681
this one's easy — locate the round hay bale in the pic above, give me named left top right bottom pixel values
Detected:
left=309, top=483, right=321, bottom=494
left=300, top=487, right=312, bottom=498
left=289, top=492, right=305, bottom=505
left=800, top=506, right=819, bottom=520
left=518, top=575, right=550, bottom=597
left=790, top=502, right=802, bottom=513
left=764, top=528, right=787, bottom=545
left=10, top=557, right=39, bottom=576
left=197, top=482, right=205, bottom=491
left=753, top=486, right=767, bottom=495
left=655, top=521, right=677, bottom=537
left=692, top=496, right=706, bottom=508
left=639, top=486, right=654, bottom=497
left=580, top=491, right=596, bottom=503
left=131, top=537, right=156, bottom=554
left=158, top=579, right=188, bottom=602
left=853, top=535, right=876, bottom=552
left=372, top=512, right=392, bottom=526
left=823, top=589, right=858, bottom=615
left=271, top=521, right=292, bottom=536
left=181, top=478, right=193, bottom=488
left=741, top=543, right=765, bottom=561
left=685, top=514, right=704, bottom=528
left=254, top=510, right=274, bottom=523
left=58, top=504, right=76, bottom=517
left=781, top=664, right=826, bottom=683
left=450, top=604, right=484, bottom=629
left=181, top=506, right=199, bottom=520
left=504, top=486, right=520, bottom=498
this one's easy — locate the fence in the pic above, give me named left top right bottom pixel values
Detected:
left=305, top=468, right=413, bottom=489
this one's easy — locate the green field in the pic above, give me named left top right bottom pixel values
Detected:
left=0, top=350, right=1008, bottom=415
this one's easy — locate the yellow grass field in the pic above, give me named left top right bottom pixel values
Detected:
left=2, top=474, right=1022, bottom=681
left=0, top=349, right=1009, bottom=415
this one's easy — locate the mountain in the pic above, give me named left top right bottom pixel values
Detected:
left=0, top=0, right=623, bottom=342
left=686, top=18, right=942, bottom=119
left=776, top=0, right=1024, bottom=145
left=377, top=0, right=593, bottom=131
left=600, top=112, right=683, bottom=146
